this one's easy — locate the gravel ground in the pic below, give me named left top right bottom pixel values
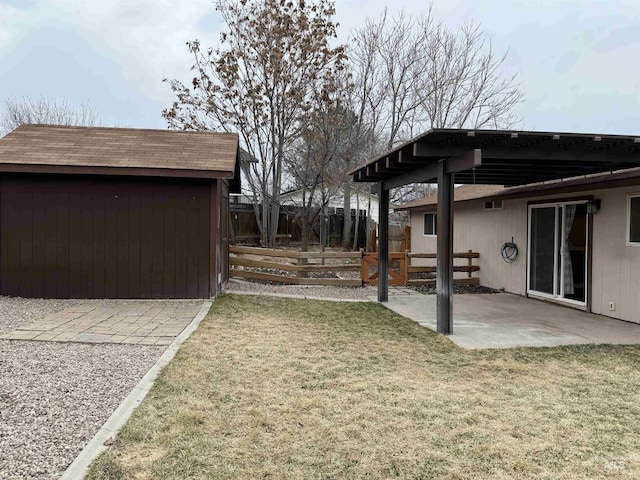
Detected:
left=410, top=284, right=500, bottom=295
left=226, top=279, right=375, bottom=300
left=0, top=297, right=165, bottom=480
left=242, top=266, right=339, bottom=279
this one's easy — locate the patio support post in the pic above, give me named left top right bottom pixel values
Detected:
left=378, top=183, right=389, bottom=302
left=436, top=160, right=454, bottom=334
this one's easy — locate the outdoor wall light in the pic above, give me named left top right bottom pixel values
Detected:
left=586, top=199, right=601, bottom=214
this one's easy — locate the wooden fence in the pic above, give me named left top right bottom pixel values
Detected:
left=230, top=207, right=368, bottom=248
left=406, top=250, right=480, bottom=286
left=370, top=224, right=411, bottom=253
left=229, top=246, right=480, bottom=287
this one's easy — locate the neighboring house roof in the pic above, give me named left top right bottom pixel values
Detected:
left=280, top=186, right=381, bottom=200
left=280, top=187, right=400, bottom=208
left=0, top=124, right=239, bottom=178
left=397, top=167, right=640, bottom=211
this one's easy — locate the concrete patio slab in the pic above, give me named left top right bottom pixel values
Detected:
left=0, top=301, right=204, bottom=345
left=380, top=291, right=640, bottom=349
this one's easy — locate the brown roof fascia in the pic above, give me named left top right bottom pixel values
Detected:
left=0, top=163, right=234, bottom=179
left=487, top=172, right=640, bottom=202
left=399, top=172, right=640, bottom=211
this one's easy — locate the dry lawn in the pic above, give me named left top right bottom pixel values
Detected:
left=87, top=294, right=640, bottom=479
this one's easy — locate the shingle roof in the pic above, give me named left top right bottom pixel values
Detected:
left=0, top=124, right=239, bottom=177
left=396, top=167, right=640, bottom=211
left=398, top=185, right=506, bottom=210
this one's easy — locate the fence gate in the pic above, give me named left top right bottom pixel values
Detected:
left=361, top=252, right=406, bottom=286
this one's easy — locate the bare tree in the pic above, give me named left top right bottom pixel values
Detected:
left=347, top=6, right=525, bottom=207
left=421, top=19, right=524, bottom=129
left=163, top=0, right=346, bottom=248
left=1, top=96, right=99, bottom=135
left=284, top=89, right=356, bottom=252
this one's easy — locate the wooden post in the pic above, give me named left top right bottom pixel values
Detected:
left=404, top=225, right=411, bottom=252
left=468, top=249, right=473, bottom=279
left=371, top=227, right=377, bottom=252
left=436, top=160, right=454, bottom=334
left=404, top=249, right=410, bottom=286
left=378, top=185, right=389, bottom=302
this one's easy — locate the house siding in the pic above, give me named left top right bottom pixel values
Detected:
left=409, top=185, right=640, bottom=324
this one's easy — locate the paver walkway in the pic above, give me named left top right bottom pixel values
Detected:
left=0, top=301, right=203, bottom=345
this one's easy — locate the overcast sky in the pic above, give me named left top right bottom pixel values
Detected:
left=1, top=0, right=639, bottom=134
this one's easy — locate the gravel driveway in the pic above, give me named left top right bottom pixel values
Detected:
left=0, top=298, right=168, bottom=480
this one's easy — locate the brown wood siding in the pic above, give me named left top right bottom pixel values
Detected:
left=0, top=174, right=211, bottom=299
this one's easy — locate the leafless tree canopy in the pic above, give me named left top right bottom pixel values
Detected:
left=164, top=2, right=525, bottom=245
left=163, top=0, right=346, bottom=247
left=284, top=89, right=372, bottom=250
left=347, top=8, right=525, bottom=206
left=349, top=7, right=524, bottom=151
left=0, top=96, right=99, bottom=136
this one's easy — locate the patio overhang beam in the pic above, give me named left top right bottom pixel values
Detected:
left=381, top=149, right=481, bottom=191
left=412, top=144, right=640, bottom=163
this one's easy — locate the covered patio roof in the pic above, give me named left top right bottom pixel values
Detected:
left=352, top=129, right=640, bottom=187
left=351, top=128, right=640, bottom=336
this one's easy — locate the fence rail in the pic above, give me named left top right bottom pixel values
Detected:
left=406, top=250, right=480, bottom=286
left=229, top=246, right=362, bottom=287
left=229, top=246, right=480, bottom=287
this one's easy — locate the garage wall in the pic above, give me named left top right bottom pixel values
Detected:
left=0, top=174, right=211, bottom=299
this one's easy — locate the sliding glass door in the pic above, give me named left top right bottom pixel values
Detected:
left=528, top=202, right=588, bottom=305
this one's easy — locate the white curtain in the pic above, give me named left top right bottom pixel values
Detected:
left=563, top=205, right=577, bottom=295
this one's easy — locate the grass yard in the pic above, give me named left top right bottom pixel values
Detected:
left=88, top=294, right=640, bottom=479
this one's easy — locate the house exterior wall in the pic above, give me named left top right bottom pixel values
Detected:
left=280, top=190, right=380, bottom=219
left=409, top=185, right=640, bottom=324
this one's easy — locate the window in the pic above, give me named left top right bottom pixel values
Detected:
left=423, top=213, right=437, bottom=236
left=484, top=200, right=504, bottom=210
left=628, top=194, right=640, bottom=245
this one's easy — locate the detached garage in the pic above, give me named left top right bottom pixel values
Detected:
left=0, top=124, right=240, bottom=299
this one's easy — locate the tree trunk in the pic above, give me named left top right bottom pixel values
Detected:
left=268, top=202, right=280, bottom=248
left=298, top=207, right=310, bottom=279
left=352, top=192, right=360, bottom=251
left=320, top=206, right=326, bottom=265
left=365, top=191, right=372, bottom=251
left=260, top=198, right=269, bottom=247
left=342, top=181, right=352, bottom=249
left=301, top=215, right=309, bottom=252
